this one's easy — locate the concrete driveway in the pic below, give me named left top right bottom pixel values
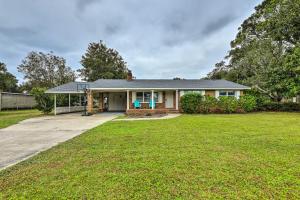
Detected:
left=0, top=112, right=120, bottom=170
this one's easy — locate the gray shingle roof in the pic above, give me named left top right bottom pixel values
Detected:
left=46, top=79, right=250, bottom=93
left=46, top=82, right=92, bottom=93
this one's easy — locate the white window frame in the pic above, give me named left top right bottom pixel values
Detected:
left=180, top=90, right=204, bottom=96
left=219, top=90, right=235, bottom=97
left=134, top=91, right=159, bottom=103
left=217, top=90, right=240, bottom=99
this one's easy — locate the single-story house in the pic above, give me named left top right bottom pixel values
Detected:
left=46, top=73, right=250, bottom=115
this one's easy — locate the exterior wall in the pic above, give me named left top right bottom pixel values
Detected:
left=88, top=89, right=247, bottom=114
left=204, top=90, right=215, bottom=97
left=108, top=92, right=126, bottom=111
left=128, top=91, right=178, bottom=110
left=94, top=92, right=126, bottom=112
left=87, top=90, right=93, bottom=113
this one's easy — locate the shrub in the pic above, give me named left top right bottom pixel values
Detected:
left=262, top=102, right=300, bottom=112
left=199, top=96, right=218, bottom=113
left=180, top=93, right=203, bottom=113
left=31, top=87, right=53, bottom=114
left=180, top=91, right=299, bottom=114
left=218, top=96, right=239, bottom=113
left=238, top=95, right=257, bottom=112
left=245, top=89, right=271, bottom=110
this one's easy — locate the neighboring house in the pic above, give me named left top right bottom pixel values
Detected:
left=46, top=73, right=250, bottom=115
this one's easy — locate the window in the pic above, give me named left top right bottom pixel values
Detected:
left=184, top=90, right=203, bottom=95
left=144, top=92, right=151, bottom=102
left=219, top=91, right=227, bottom=96
left=219, top=91, right=235, bottom=97
left=227, top=91, right=235, bottom=97
left=154, top=92, right=159, bottom=102
left=135, top=92, right=159, bottom=102
left=136, top=92, right=143, bottom=101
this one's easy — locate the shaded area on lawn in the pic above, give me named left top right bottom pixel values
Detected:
left=0, top=113, right=299, bottom=199
left=0, top=109, right=42, bottom=129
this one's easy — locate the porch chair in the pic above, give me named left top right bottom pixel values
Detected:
left=149, top=99, right=156, bottom=109
left=133, top=100, right=141, bottom=109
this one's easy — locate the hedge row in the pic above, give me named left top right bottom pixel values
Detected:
left=258, top=102, right=300, bottom=112
left=180, top=93, right=300, bottom=114
left=180, top=93, right=256, bottom=114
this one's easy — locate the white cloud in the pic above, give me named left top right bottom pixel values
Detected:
left=0, top=0, right=262, bottom=82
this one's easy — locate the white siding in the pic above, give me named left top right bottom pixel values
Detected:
left=235, top=91, right=241, bottom=99
left=132, top=91, right=136, bottom=102
left=215, top=91, right=219, bottom=98
left=158, top=92, right=163, bottom=103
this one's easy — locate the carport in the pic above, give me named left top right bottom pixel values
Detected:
left=46, top=82, right=89, bottom=115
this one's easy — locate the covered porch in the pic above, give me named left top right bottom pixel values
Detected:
left=86, top=89, right=180, bottom=114
left=53, top=92, right=85, bottom=115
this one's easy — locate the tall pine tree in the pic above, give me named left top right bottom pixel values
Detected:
left=79, top=41, right=129, bottom=81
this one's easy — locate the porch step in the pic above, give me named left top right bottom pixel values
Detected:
left=168, top=109, right=180, bottom=113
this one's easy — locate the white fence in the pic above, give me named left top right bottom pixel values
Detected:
left=0, top=92, right=36, bottom=110
left=56, top=106, right=85, bottom=114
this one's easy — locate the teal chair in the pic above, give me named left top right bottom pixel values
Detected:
left=149, top=99, right=156, bottom=109
left=133, top=100, right=141, bottom=109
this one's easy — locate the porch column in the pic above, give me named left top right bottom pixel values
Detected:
left=175, top=90, right=179, bottom=110
left=68, top=93, right=71, bottom=112
left=54, top=94, right=56, bottom=115
left=127, top=90, right=130, bottom=110
left=87, top=90, right=93, bottom=114
left=79, top=94, right=81, bottom=106
left=98, top=93, right=103, bottom=112
left=151, top=90, right=154, bottom=110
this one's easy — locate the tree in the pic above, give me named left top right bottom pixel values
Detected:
left=18, top=51, right=76, bottom=89
left=282, top=45, right=300, bottom=97
left=207, top=0, right=300, bottom=101
left=79, top=41, right=129, bottom=81
left=31, top=87, right=53, bottom=114
left=0, top=62, right=18, bottom=92
left=207, top=61, right=228, bottom=80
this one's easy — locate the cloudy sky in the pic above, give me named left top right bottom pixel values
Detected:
left=0, top=0, right=261, bottom=82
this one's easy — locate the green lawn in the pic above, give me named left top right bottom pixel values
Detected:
left=0, top=113, right=299, bottom=199
left=0, top=109, right=42, bottom=129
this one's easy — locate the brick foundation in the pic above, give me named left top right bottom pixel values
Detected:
left=126, top=109, right=168, bottom=116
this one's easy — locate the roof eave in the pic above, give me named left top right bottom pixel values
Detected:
left=45, top=91, right=85, bottom=94
left=88, top=87, right=251, bottom=90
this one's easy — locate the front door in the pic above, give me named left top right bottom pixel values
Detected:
left=165, top=91, right=174, bottom=108
left=108, top=92, right=126, bottom=111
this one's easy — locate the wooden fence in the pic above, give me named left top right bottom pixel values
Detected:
left=0, top=92, right=37, bottom=110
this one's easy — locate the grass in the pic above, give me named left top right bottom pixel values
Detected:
left=0, top=109, right=42, bottom=129
left=114, top=114, right=127, bottom=119
left=0, top=113, right=299, bottom=199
